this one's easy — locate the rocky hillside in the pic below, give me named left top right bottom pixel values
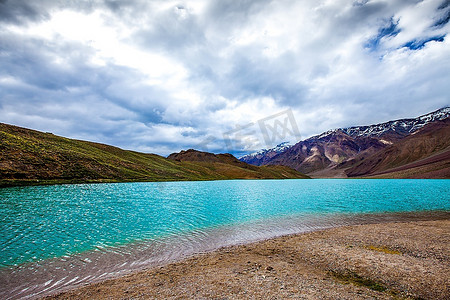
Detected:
left=269, top=133, right=386, bottom=175
left=345, top=118, right=450, bottom=178
left=240, top=107, right=450, bottom=178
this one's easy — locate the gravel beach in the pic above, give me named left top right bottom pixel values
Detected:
left=46, top=219, right=449, bottom=299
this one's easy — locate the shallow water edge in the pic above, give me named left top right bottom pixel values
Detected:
left=1, top=210, right=449, bottom=300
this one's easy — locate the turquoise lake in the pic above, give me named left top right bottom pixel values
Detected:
left=0, top=179, right=449, bottom=299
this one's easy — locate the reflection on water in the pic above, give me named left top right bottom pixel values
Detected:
left=0, top=179, right=449, bottom=299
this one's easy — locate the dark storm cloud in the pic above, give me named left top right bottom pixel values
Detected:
left=0, top=0, right=51, bottom=24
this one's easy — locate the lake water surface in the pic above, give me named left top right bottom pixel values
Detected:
left=1, top=179, right=449, bottom=299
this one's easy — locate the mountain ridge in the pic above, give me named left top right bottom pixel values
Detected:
left=345, top=118, right=450, bottom=178
left=240, top=107, right=450, bottom=178
left=0, top=123, right=309, bottom=187
left=239, top=142, right=293, bottom=166
left=318, top=107, right=450, bottom=140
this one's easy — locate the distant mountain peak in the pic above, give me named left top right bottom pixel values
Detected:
left=239, top=142, right=292, bottom=160
left=312, top=106, right=450, bottom=141
left=239, top=107, right=450, bottom=177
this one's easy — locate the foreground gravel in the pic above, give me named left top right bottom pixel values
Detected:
left=47, top=219, right=449, bottom=299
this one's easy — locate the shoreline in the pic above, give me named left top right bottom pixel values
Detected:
left=2, top=179, right=449, bottom=299
left=1, top=211, right=448, bottom=299
left=2, top=177, right=446, bottom=189
left=0, top=177, right=313, bottom=189
left=43, top=216, right=449, bottom=300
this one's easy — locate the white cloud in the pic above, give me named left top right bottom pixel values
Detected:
left=0, top=0, right=449, bottom=156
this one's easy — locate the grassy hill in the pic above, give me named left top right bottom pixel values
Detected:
left=0, top=123, right=309, bottom=187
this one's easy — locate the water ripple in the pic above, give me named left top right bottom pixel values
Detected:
left=0, top=179, right=449, bottom=299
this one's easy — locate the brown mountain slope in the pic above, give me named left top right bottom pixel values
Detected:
left=168, top=149, right=245, bottom=165
left=345, top=118, right=450, bottom=178
left=167, top=149, right=309, bottom=179
left=0, top=123, right=309, bottom=187
left=241, top=107, right=450, bottom=178
left=268, top=132, right=387, bottom=174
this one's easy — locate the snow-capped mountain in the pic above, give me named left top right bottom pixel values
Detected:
left=239, top=142, right=292, bottom=165
left=316, top=107, right=450, bottom=140
left=239, top=107, right=450, bottom=177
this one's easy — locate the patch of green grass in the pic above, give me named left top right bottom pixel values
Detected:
left=330, top=270, right=419, bottom=299
left=364, top=245, right=402, bottom=255
left=330, top=270, right=387, bottom=292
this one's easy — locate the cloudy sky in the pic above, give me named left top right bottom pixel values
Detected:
left=1, top=0, right=449, bottom=156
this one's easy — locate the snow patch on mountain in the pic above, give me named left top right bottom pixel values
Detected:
left=317, top=107, right=450, bottom=139
left=379, top=139, right=393, bottom=145
left=239, top=142, right=292, bottom=160
left=239, top=107, right=449, bottom=163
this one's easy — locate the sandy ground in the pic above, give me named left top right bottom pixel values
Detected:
left=46, top=219, right=449, bottom=299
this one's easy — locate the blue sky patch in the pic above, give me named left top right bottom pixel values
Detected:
left=365, top=18, right=400, bottom=50
left=403, top=35, right=446, bottom=50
